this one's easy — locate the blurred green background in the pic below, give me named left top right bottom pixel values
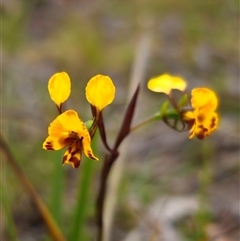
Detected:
left=2, top=0, right=239, bottom=241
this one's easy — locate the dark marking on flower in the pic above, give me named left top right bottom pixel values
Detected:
left=196, top=124, right=208, bottom=139
left=197, top=132, right=205, bottom=140
left=62, top=154, right=68, bottom=163
left=210, top=116, right=217, bottom=129
left=68, top=145, right=73, bottom=154
left=87, top=151, right=98, bottom=160
left=198, top=124, right=208, bottom=131
left=88, top=151, right=93, bottom=158
left=45, top=141, right=54, bottom=150
left=69, top=131, right=79, bottom=139
left=69, top=156, right=80, bottom=168
left=197, top=114, right=205, bottom=122
left=71, top=149, right=79, bottom=157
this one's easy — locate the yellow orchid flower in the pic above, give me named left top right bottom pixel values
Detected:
left=147, top=74, right=187, bottom=95
left=85, top=75, right=115, bottom=111
left=48, top=72, right=71, bottom=110
left=182, top=88, right=219, bottom=139
left=43, top=110, right=98, bottom=168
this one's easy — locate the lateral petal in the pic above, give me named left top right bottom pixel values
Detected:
left=82, top=136, right=99, bottom=161
left=43, top=136, right=70, bottom=150
left=85, top=75, right=115, bottom=111
left=48, top=72, right=71, bottom=108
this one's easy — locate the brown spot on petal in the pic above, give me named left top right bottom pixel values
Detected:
left=69, top=156, right=80, bottom=168
left=87, top=151, right=93, bottom=158
left=197, top=133, right=205, bottom=140
left=87, top=151, right=98, bottom=160
left=196, top=124, right=208, bottom=140
left=197, top=114, right=205, bottom=122
left=210, top=116, right=217, bottom=129
left=198, top=124, right=205, bottom=130
left=45, top=142, right=54, bottom=150
left=62, top=154, right=68, bottom=164
left=69, top=131, right=79, bottom=139
left=46, top=147, right=54, bottom=150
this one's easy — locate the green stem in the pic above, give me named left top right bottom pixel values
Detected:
left=193, top=141, right=213, bottom=239
left=50, top=151, right=65, bottom=225
left=130, top=110, right=180, bottom=133
left=70, top=136, right=98, bottom=241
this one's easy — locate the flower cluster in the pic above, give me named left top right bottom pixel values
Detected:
left=147, top=74, right=219, bottom=139
left=43, top=71, right=219, bottom=168
left=43, top=72, right=115, bottom=168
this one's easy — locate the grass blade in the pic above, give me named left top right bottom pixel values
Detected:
left=69, top=135, right=98, bottom=241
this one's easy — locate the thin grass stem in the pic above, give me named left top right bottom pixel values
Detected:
left=0, top=183, right=18, bottom=241
left=50, top=151, right=65, bottom=225
left=70, top=134, right=98, bottom=241
left=0, top=133, right=67, bottom=241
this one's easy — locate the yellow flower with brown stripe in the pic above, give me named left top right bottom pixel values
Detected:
left=182, top=88, right=219, bottom=139
left=43, top=110, right=98, bottom=168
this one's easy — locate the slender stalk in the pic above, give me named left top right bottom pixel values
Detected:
left=0, top=133, right=67, bottom=241
left=1, top=183, right=18, bottom=241
left=96, top=153, right=118, bottom=241
left=95, top=109, right=181, bottom=241
left=130, top=110, right=180, bottom=133
left=130, top=114, right=161, bottom=132
left=50, top=151, right=65, bottom=225
left=70, top=153, right=95, bottom=241
left=95, top=31, right=182, bottom=241
left=168, top=92, right=180, bottom=112
left=95, top=85, right=140, bottom=241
